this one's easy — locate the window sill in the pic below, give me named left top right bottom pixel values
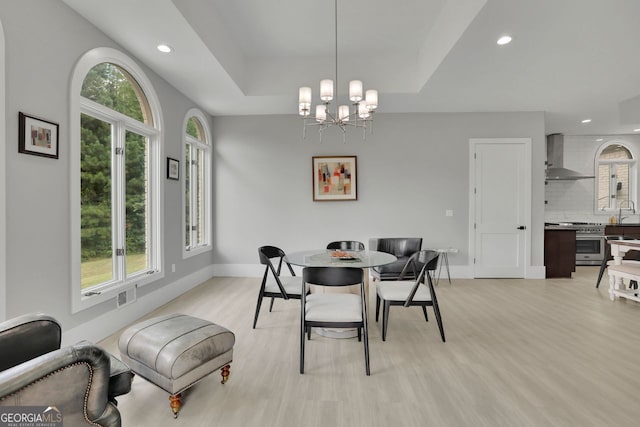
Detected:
left=183, top=244, right=212, bottom=259
left=71, top=270, right=164, bottom=313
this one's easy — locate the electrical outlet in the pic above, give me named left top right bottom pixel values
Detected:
left=445, top=210, right=454, bottom=217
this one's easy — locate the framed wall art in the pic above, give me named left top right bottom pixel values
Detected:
left=312, top=156, right=357, bottom=201
left=167, top=157, right=180, bottom=180
left=19, top=112, right=59, bottom=159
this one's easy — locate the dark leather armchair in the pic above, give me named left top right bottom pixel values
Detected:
left=369, top=237, right=423, bottom=280
left=0, top=313, right=131, bottom=427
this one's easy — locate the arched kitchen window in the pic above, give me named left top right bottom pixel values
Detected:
left=596, top=143, right=636, bottom=211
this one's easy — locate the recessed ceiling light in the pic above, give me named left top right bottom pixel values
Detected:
left=157, top=44, right=173, bottom=53
left=497, top=35, right=512, bottom=45
left=581, top=119, right=592, bottom=123
left=634, top=128, right=640, bottom=132
left=596, top=138, right=604, bottom=142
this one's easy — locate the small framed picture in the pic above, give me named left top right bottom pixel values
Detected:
left=19, top=112, right=59, bottom=159
left=312, top=156, right=357, bottom=201
left=167, top=157, right=180, bottom=180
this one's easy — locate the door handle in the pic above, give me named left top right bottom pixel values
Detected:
left=517, top=226, right=526, bottom=230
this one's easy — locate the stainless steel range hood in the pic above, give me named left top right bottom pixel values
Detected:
left=546, top=134, right=595, bottom=180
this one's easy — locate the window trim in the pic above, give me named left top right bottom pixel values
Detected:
left=595, top=141, right=637, bottom=213
left=70, top=48, right=164, bottom=313
left=182, top=108, right=212, bottom=259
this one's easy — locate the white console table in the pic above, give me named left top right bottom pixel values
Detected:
left=608, top=240, right=640, bottom=302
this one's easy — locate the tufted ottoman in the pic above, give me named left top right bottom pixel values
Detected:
left=118, top=313, right=235, bottom=418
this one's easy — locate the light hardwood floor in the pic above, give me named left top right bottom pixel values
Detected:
left=99, top=267, right=640, bottom=426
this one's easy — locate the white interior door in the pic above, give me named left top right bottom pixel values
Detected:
left=470, top=138, right=531, bottom=278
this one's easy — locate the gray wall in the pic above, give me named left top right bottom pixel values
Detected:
left=0, top=1, right=213, bottom=333
left=212, top=112, right=547, bottom=273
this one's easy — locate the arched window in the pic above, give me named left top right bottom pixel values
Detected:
left=183, top=110, right=211, bottom=256
left=597, top=143, right=636, bottom=211
left=70, top=48, right=163, bottom=312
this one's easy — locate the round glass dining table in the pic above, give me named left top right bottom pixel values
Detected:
left=284, top=249, right=397, bottom=268
left=284, top=249, right=397, bottom=339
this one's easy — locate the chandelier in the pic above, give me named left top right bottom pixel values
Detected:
left=298, top=0, right=378, bottom=142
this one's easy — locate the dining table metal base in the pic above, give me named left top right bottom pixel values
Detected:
left=314, top=327, right=359, bottom=339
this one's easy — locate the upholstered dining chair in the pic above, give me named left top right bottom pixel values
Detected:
left=300, top=267, right=370, bottom=375
left=253, top=246, right=305, bottom=329
left=369, top=237, right=422, bottom=281
left=326, top=241, right=365, bottom=251
left=375, top=250, right=445, bottom=342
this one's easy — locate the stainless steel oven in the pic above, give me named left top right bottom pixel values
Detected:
left=576, top=234, right=605, bottom=265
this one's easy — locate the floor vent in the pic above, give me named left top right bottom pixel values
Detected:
left=117, top=287, right=137, bottom=308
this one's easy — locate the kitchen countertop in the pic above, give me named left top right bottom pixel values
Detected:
left=545, top=226, right=578, bottom=231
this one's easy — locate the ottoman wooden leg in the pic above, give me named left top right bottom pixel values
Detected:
left=221, top=364, right=231, bottom=384
left=169, top=393, right=182, bottom=418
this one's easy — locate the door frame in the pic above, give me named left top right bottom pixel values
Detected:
left=468, top=138, right=532, bottom=278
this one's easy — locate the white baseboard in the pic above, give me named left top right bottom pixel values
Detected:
left=526, top=266, right=546, bottom=279
left=63, top=264, right=215, bottom=346
left=211, top=263, right=264, bottom=277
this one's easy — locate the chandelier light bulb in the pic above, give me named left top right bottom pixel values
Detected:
left=316, top=105, right=327, bottom=122
left=358, top=101, right=370, bottom=118
left=320, top=80, right=334, bottom=101
left=339, top=105, right=350, bottom=121
left=349, top=80, right=363, bottom=102
left=365, top=90, right=378, bottom=110
left=299, top=87, right=312, bottom=107
left=299, top=104, right=310, bottom=116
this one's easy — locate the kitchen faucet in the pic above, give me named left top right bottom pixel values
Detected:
left=618, top=200, right=636, bottom=223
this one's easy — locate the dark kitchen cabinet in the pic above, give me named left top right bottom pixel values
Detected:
left=604, top=225, right=640, bottom=239
left=604, top=225, right=640, bottom=262
left=545, top=229, right=576, bottom=278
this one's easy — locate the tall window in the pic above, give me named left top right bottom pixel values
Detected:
left=71, top=48, right=162, bottom=312
left=184, top=110, right=211, bottom=255
left=597, top=144, right=636, bottom=211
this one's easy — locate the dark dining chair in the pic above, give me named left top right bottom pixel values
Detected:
left=375, top=250, right=445, bottom=342
left=369, top=237, right=422, bottom=281
left=253, top=246, right=305, bottom=329
left=300, top=267, right=370, bottom=375
left=326, top=241, right=365, bottom=251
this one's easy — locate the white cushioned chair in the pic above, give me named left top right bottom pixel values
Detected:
left=301, top=267, right=370, bottom=375
left=376, top=250, right=445, bottom=342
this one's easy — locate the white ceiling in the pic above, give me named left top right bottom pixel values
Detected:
left=62, top=0, right=640, bottom=136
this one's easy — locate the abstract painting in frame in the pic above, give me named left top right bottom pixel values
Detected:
left=312, top=156, right=357, bottom=201
left=18, top=112, right=59, bottom=159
